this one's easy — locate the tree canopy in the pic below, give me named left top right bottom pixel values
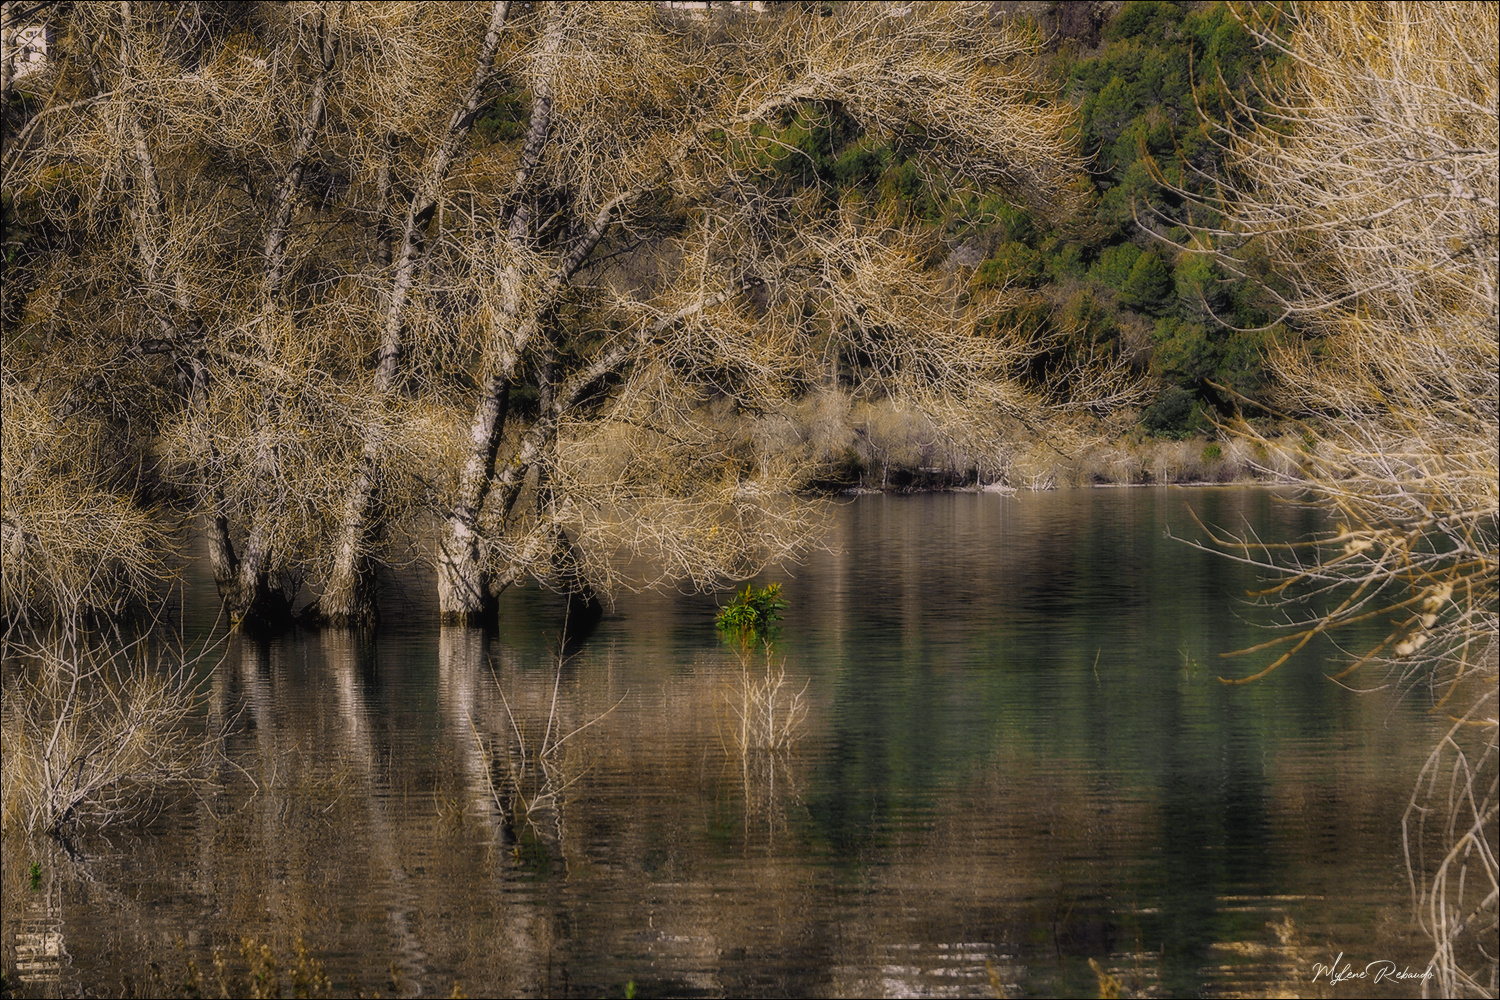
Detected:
left=2, top=0, right=1108, bottom=625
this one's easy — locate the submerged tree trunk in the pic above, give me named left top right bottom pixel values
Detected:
left=436, top=9, right=563, bottom=624
left=225, top=521, right=298, bottom=626
left=437, top=379, right=509, bottom=624
left=224, top=16, right=336, bottom=627
left=423, top=2, right=668, bottom=623
left=320, top=488, right=380, bottom=625
left=320, top=0, right=511, bottom=626
left=110, top=7, right=298, bottom=624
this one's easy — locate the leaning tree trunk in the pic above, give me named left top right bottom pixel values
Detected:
left=435, top=204, right=644, bottom=618
left=437, top=12, right=560, bottom=623
left=431, top=5, right=676, bottom=623
left=107, top=7, right=296, bottom=624
left=320, top=0, right=511, bottom=626
left=437, top=378, right=510, bottom=624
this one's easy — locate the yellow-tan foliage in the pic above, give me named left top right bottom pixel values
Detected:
left=1210, top=4, right=1497, bottom=993
left=0, top=377, right=172, bottom=622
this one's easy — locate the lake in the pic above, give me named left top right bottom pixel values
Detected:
left=2, top=488, right=1441, bottom=997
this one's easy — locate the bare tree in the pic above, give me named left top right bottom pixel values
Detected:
left=1198, top=4, right=1497, bottom=993
left=312, top=0, right=1093, bottom=624
left=1, top=631, right=213, bottom=837
left=4, top=2, right=1107, bottom=628
left=5, top=2, right=518, bottom=623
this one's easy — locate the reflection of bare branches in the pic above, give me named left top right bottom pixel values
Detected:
left=1405, top=691, right=1499, bottom=1000
left=719, top=749, right=808, bottom=852
left=470, top=648, right=621, bottom=852
left=717, top=643, right=808, bottom=756
left=713, top=643, right=810, bottom=848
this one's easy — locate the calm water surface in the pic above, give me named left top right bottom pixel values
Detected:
left=3, top=489, right=1442, bottom=997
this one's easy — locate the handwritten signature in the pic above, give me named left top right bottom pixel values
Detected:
left=1310, top=953, right=1435, bottom=986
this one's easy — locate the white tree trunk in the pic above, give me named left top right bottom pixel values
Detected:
left=321, top=0, right=511, bottom=625
left=437, top=379, right=509, bottom=623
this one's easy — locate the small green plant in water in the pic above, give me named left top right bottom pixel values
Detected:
left=28, top=862, right=42, bottom=890
left=715, top=583, right=786, bottom=645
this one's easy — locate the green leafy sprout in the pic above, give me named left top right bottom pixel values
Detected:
left=714, top=583, right=786, bottom=645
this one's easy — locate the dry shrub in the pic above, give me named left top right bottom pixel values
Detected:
left=0, top=378, right=172, bottom=623
left=731, top=392, right=1017, bottom=490
left=0, top=635, right=215, bottom=837
left=717, top=643, right=808, bottom=756
left=1147, top=440, right=1207, bottom=484
left=1252, top=433, right=1309, bottom=481
left=1096, top=444, right=1146, bottom=485
left=66, top=933, right=337, bottom=1000
left=799, top=390, right=860, bottom=469
left=850, top=400, right=988, bottom=485
left=1217, top=436, right=1265, bottom=481
left=1006, top=440, right=1066, bottom=490
left=1061, top=433, right=1301, bottom=487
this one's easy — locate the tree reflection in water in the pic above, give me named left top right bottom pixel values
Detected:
left=1, top=490, right=1444, bottom=998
